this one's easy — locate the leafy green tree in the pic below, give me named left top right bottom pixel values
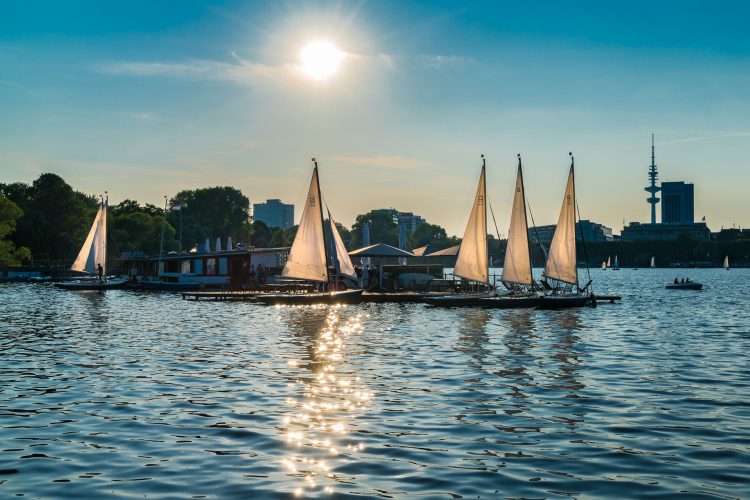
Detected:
left=408, top=223, right=447, bottom=249
left=0, top=194, right=32, bottom=266
left=350, top=210, right=399, bottom=248
left=109, top=200, right=179, bottom=257
left=1, top=174, right=97, bottom=264
left=168, top=187, right=252, bottom=249
left=250, top=220, right=272, bottom=248
left=267, top=227, right=289, bottom=248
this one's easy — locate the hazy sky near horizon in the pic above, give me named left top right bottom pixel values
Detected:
left=1, top=0, right=749, bottom=236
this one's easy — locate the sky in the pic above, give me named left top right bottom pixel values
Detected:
left=1, top=0, right=749, bottom=236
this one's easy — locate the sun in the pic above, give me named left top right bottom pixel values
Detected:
left=298, top=39, right=344, bottom=81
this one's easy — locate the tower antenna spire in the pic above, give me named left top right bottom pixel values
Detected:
left=645, top=133, right=661, bottom=224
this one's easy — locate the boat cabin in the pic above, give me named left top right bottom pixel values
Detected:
left=121, top=247, right=290, bottom=288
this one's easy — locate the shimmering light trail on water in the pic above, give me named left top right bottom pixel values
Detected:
left=1, top=268, right=749, bottom=498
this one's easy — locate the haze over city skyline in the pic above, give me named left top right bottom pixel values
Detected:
left=1, top=0, right=749, bottom=236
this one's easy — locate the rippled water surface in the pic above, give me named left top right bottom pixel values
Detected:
left=2, top=268, right=750, bottom=498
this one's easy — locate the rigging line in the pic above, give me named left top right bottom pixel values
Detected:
left=575, top=199, right=593, bottom=291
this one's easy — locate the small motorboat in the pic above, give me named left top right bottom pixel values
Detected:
left=255, top=288, right=364, bottom=305
left=665, top=281, right=703, bottom=290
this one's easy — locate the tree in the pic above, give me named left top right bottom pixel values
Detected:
left=168, top=187, right=252, bottom=249
left=250, top=220, right=272, bottom=248
left=350, top=210, right=399, bottom=248
left=0, top=194, right=32, bottom=266
left=408, top=223, right=448, bottom=249
left=1, top=174, right=97, bottom=264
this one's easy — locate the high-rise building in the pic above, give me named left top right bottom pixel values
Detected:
left=529, top=220, right=613, bottom=245
left=253, top=199, right=294, bottom=229
left=661, top=182, right=694, bottom=224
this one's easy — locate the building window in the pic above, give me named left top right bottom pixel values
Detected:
left=219, top=258, right=228, bottom=275
left=181, top=260, right=191, bottom=274
left=194, top=259, right=203, bottom=275
left=207, top=258, right=216, bottom=275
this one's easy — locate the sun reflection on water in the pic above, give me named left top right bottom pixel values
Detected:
left=278, top=306, right=371, bottom=496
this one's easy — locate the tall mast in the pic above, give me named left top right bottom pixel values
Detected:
left=570, top=152, right=579, bottom=285
left=481, top=154, right=488, bottom=280
left=313, top=158, right=330, bottom=283
left=518, top=154, right=532, bottom=281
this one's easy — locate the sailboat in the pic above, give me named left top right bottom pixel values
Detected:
left=424, top=156, right=492, bottom=307
left=56, top=194, right=128, bottom=290
left=724, top=255, right=730, bottom=270
left=480, top=154, right=541, bottom=308
left=607, top=256, right=611, bottom=268
left=650, top=256, right=655, bottom=269
left=256, top=159, right=363, bottom=305
left=601, top=260, right=607, bottom=270
left=612, top=254, right=620, bottom=270
left=538, top=153, right=595, bottom=309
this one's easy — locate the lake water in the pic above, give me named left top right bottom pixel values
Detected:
left=2, top=268, right=749, bottom=498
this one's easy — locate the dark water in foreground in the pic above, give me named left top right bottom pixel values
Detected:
left=1, top=268, right=749, bottom=499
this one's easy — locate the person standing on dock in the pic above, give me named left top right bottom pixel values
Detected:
left=97, top=263, right=103, bottom=283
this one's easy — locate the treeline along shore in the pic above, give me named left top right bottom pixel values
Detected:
left=1, top=173, right=747, bottom=270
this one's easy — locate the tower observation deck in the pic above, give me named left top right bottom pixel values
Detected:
left=644, top=133, right=661, bottom=224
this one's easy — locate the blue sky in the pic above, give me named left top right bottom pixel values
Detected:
left=1, top=0, right=749, bottom=235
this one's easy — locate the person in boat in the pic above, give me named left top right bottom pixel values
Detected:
left=681, top=278, right=685, bottom=283
left=97, top=263, right=103, bottom=283
left=686, top=278, right=691, bottom=283
left=673, top=277, right=679, bottom=284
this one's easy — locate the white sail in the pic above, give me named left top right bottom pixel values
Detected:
left=71, top=199, right=107, bottom=275
left=601, top=261, right=606, bottom=270
left=454, top=165, right=488, bottom=283
left=724, top=255, right=729, bottom=269
left=328, top=210, right=357, bottom=279
left=544, top=166, right=577, bottom=285
left=501, top=161, right=532, bottom=285
left=614, top=255, right=619, bottom=268
left=650, top=256, right=655, bottom=268
left=607, top=256, right=611, bottom=267
left=282, top=167, right=328, bottom=282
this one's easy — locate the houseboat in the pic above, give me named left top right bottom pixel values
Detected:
left=121, top=245, right=290, bottom=290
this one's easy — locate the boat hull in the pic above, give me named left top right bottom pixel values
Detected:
left=537, top=293, right=595, bottom=309
left=480, top=294, right=541, bottom=309
left=54, top=277, right=129, bottom=290
left=256, top=289, right=364, bottom=305
left=423, top=293, right=495, bottom=307
left=665, top=283, right=703, bottom=290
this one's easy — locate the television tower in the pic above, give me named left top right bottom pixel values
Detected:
left=644, top=133, right=660, bottom=224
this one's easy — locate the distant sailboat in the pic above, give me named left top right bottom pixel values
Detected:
left=425, top=156, right=493, bottom=307
left=650, top=256, right=655, bottom=269
left=607, top=256, right=611, bottom=267
left=601, top=260, right=607, bottom=270
left=56, top=194, right=128, bottom=290
left=481, top=154, right=541, bottom=308
left=613, top=255, right=620, bottom=270
left=538, top=153, right=595, bottom=309
left=256, top=159, right=362, bottom=305
left=724, top=255, right=730, bottom=270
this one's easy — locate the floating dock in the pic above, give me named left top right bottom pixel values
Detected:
left=595, top=294, right=621, bottom=303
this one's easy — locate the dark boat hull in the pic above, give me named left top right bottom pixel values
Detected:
left=665, top=283, right=703, bottom=290
left=537, top=293, right=594, bottom=309
left=423, top=293, right=495, bottom=307
left=480, top=294, right=541, bottom=309
left=256, top=289, right=364, bottom=305
left=54, top=277, right=129, bottom=290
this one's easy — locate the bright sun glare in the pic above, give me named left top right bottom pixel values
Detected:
left=299, top=39, right=344, bottom=81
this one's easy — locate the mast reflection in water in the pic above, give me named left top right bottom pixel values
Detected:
left=277, top=305, right=372, bottom=497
